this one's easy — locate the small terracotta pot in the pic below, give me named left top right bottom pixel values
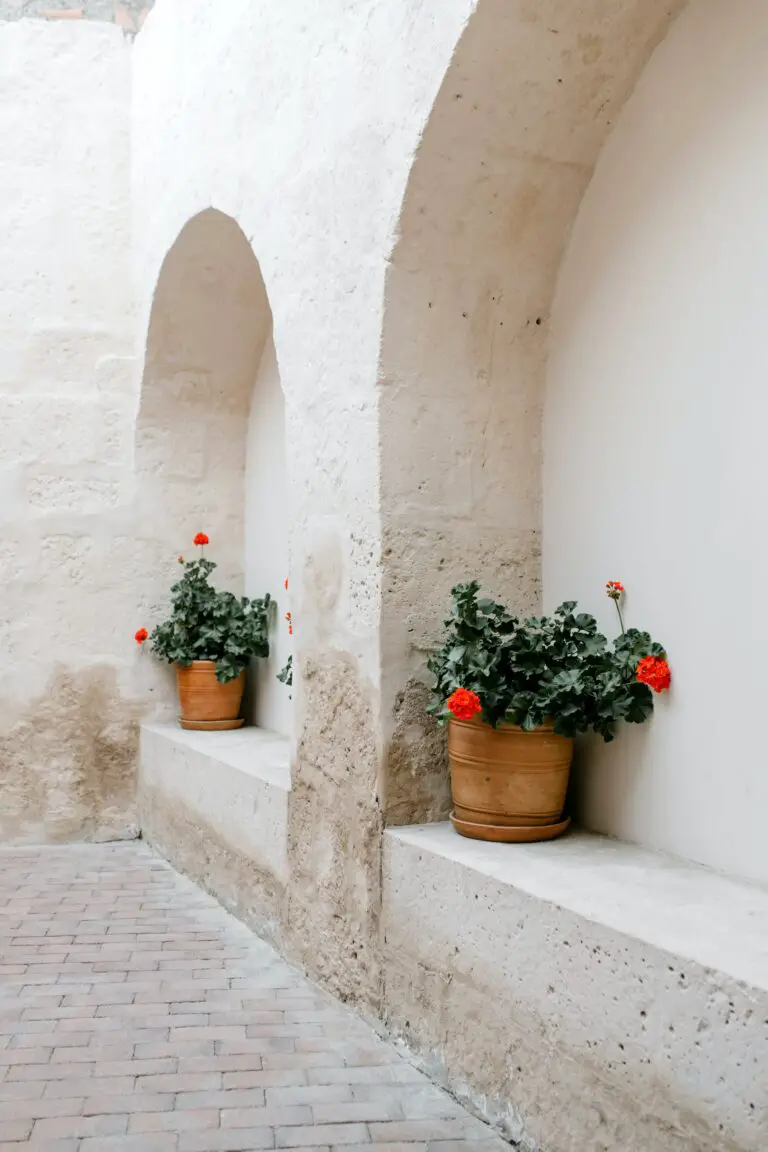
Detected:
left=448, top=716, right=573, bottom=842
left=175, top=661, right=245, bottom=731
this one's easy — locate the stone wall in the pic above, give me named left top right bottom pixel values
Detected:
left=0, top=19, right=140, bottom=844
left=8, top=2, right=763, bottom=1148
left=1, top=0, right=696, bottom=974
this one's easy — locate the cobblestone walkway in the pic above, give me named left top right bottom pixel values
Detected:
left=0, top=844, right=507, bottom=1152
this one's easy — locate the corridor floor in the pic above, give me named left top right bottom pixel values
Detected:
left=0, top=843, right=508, bottom=1152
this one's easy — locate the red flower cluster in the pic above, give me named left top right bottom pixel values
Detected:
left=606, top=580, right=624, bottom=600
left=285, top=610, right=293, bottom=637
left=446, top=687, right=482, bottom=721
left=636, top=655, right=671, bottom=694
left=194, top=533, right=209, bottom=547
left=135, top=628, right=148, bottom=645
left=284, top=577, right=289, bottom=591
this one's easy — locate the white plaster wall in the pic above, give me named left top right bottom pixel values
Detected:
left=0, top=20, right=134, bottom=704
left=545, top=0, right=768, bottom=883
left=0, top=19, right=140, bottom=841
left=245, top=334, right=292, bottom=737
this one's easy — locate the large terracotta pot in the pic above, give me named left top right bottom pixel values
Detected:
left=175, top=661, right=245, bottom=731
left=448, top=716, right=573, bottom=842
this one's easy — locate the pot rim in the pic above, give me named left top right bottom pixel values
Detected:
left=175, top=661, right=247, bottom=682
left=450, top=715, right=562, bottom=735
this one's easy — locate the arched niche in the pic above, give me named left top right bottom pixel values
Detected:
left=545, top=0, right=768, bottom=883
left=136, top=208, right=291, bottom=735
left=377, top=0, right=687, bottom=824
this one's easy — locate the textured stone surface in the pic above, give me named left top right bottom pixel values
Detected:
left=0, top=667, right=141, bottom=845
left=382, top=825, right=768, bottom=1152
left=286, top=654, right=382, bottom=1007
left=0, top=841, right=507, bottom=1152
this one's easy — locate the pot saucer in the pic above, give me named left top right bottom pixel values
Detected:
left=450, top=812, right=571, bottom=843
left=179, top=718, right=245, bottom=731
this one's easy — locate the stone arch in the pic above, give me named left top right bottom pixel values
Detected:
left=378, top=0, right=688, bottom=823
left=136, top=208, right=290, bottom=733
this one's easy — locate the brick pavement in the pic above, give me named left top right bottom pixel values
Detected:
left=0, top=843, right=507, bottom=1152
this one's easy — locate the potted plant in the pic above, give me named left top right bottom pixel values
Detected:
left=135, top=533, right=272, bottom=730
left=428, top=580, right=670, bottom=843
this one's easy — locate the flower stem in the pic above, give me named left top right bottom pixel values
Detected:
left=614, top=600, right=626, bottom=636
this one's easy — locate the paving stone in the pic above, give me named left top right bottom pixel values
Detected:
left=0, top=1121, right=33, bottom=1141
left=129, top=1107, right=220, bottom=1132
left=220, top=1104, right=313, bottom=1128
left=0, top=844, right=507, bottom=1152
left=178, top=1130, right=275, bottom=1152
left=276, top=1123, right=370, bottom=1147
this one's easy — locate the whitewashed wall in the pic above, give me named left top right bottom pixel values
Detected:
left=245, top=334, right=291, bottom=737
left=0, top=20, right=139, bottom=842
left=545, top=0, right=768, bottom=884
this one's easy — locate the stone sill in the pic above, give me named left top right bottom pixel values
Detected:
left=144, top=723, right=291, bottom=789
left=385, top=823, right=768, bottom=989
left=382, top=823, right=767, bottom=1149
left=139, top=723, right=290, bottom=883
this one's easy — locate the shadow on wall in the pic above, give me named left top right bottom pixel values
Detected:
left=135, top=209, right=291, bottom=736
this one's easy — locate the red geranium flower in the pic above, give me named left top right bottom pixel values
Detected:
left=177, top=555, right=184, bottom=565
left=606, top=581, right=624, bottom=600
left=636, top=655, right=671, bottom=694
left=446, top=687, right=482, bottom=722
left=194, top=533, right=209, bottom=547
left=284, top=577, right=289, bottom=591
left=134, top=628, right=148, bottom=645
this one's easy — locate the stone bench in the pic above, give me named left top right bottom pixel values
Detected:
left=381, top=823, right=768, bottom=1152
left=139, top=723, right=290, bottom=943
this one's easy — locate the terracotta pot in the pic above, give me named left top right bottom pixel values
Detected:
left=448, top=716, right=573, bottom=843
left=175, top=661, right=245, bottom=731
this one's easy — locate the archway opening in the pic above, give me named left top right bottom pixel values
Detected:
left=137, top=208, right=291, bottom=735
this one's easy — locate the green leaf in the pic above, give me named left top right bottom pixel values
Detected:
left=426, top=582, right=668, bottom=741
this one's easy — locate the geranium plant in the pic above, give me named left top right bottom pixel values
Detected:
left=137, top=535, right=271, bottom=683
left=428, top=581, right=670, bottom=742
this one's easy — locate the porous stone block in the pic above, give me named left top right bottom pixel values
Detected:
left=139, top=724, right=291, bottom=943
left=382, top=824, right=768, bottom=1152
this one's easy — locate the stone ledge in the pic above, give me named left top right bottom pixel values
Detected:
left=387, top=824, right=768, bottom=988
left=382, top=824, right=767, bottom=1152
left=138, top=724, right=290, bottom=940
